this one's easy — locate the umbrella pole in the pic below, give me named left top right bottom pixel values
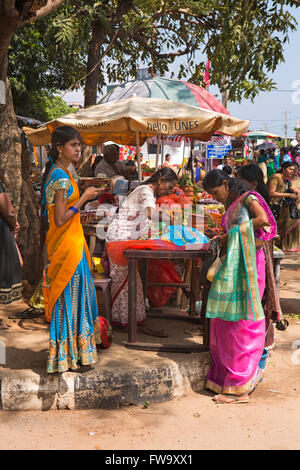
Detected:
left=181, top=138, right=186, bottom=174
left=136, top=131, right=142, bottom=183
left=155, top=135, right=161, bottom=171
left=161, top=136, right=164, bottom=168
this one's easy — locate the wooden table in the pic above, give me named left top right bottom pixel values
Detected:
left=124, top=247, right=213, bottom=353
left=82, top=223, right=97, bottom=256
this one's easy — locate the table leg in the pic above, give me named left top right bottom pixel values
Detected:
left=140, top=259, right=149, bottom=298
left=128, top=258, right=137, bottom=343
left=89, top=235, right=96, bottom=257
left=201, top=284, right=210, bottom=349
left=189, top=259, right=197, bottom=316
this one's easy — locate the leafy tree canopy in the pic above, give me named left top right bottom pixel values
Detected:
left=13, top=88, right=77, bottom=122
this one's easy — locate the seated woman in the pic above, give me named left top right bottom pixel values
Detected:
left=202, top=170, right=276, bottom=403
left=105, top=168, right=178, bottom=327
left=268, top=161, right=300, bottom=252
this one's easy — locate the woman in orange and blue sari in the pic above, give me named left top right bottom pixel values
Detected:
left=202, top=170, right=277, bottom=403
left=41, top=126, right=104, bottom=373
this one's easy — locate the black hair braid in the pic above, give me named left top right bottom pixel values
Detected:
left=237, top=164, right=270, bottom=204
left=256, top=180, right=270, bottom=204
left=203, top=169, right=251, bottom=196
left=140, top=167, right=177, bottom=185
left=40, top=146, right=60, bottom=250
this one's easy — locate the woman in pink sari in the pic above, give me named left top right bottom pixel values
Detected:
left=202, top=170, right=277, bottom=404
left=238, top=164, right=283, bottom=349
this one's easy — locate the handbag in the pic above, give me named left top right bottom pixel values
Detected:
left=207, top=243, right=222, bottom=283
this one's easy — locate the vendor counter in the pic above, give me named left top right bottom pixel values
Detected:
left=124, top=246, right=214, bottom=353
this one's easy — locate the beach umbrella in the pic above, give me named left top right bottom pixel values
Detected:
left=99, top=77, right=230, bottom=115
left=99, top=77, right=233, bottom=175
left=246, top=130, right=280, bottom=140
left=24, top=96, right=249, bottom=182
left=24, top=96, right=249, bottom=146
left=255, top=142, right=278, bottom=151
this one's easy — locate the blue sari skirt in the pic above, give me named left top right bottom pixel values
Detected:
left=47, top=250, right=100, bottom=373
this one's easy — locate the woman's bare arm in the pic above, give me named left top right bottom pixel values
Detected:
left=247, top=199, right=270, bottom=231
left=54, top=187, right=104, bottom=228
left=147, top=207, right=174, bottom=225
left=268, top=182, right=297, bottom=200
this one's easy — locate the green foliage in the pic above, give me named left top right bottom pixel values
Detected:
left=13, top=89, right=77, bottom=122
left=7, top=0, right=299, bottom=112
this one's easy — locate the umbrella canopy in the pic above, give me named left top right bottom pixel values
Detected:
left=24, top=96, right=249, bottom=147
left=255, top=141, right=278, bottom=151
left=246, top=130, right=280, bottom=140
left=100, top=77, right=230, bottom=115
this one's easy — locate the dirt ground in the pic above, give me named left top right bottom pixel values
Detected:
left=0, top=320, right=299, bottom=450
left=0, top=253, right=299, bottom=450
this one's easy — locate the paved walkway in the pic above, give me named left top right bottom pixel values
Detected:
left=0, top=304, right=210, bottom=411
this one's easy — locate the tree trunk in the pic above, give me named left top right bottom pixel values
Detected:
left=77, top=146, right=94, bottom=177
left=0, top=22, right=21, bottom=208
left=0, top=79, right=22, bottom=215
left=221, top=74, right=228, bottom=110
left=84, top=21, right=104, bottom=108
left=17, top=143, right=42, bottom=301
left=0, top=1, right=67, bottom=298
left=0, top=24, right=40, bottom=299
left=78, top=21, right=105, bottom=176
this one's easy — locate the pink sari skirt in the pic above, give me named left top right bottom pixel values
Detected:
left=206, top=248, right=266, bottom=396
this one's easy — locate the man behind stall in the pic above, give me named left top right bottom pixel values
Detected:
left=94, top=144, right=136, bottom=179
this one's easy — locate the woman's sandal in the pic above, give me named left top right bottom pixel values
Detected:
left=212, top=394, right=249, bottom=404
left=276, top=319, right=289, bottom=331
left=8, top=307, right=43, bottom=320
left=184, top=326, right=203, bottom=336
left=141, top=326, right=169, bottom=338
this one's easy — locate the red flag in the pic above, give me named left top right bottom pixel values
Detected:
left=204, top=59, right=210, bottom=88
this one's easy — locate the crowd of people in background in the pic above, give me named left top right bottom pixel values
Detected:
left=195, top=144, right=300, bottom=404
left=85, top=142, right=300, bottom=255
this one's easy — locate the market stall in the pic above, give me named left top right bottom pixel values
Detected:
left=24, top=95, right=249, bottom=183
left=24, top=96, right=249, bottom=341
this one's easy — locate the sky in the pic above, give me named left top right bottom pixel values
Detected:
left=63, top=7, right=300, bottom=139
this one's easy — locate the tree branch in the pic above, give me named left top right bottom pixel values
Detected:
left=131, top=31, right=196, bottom=59
left=22, top=0, right=66, bottom=24
left=60, top=29, right=119, bottom=99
